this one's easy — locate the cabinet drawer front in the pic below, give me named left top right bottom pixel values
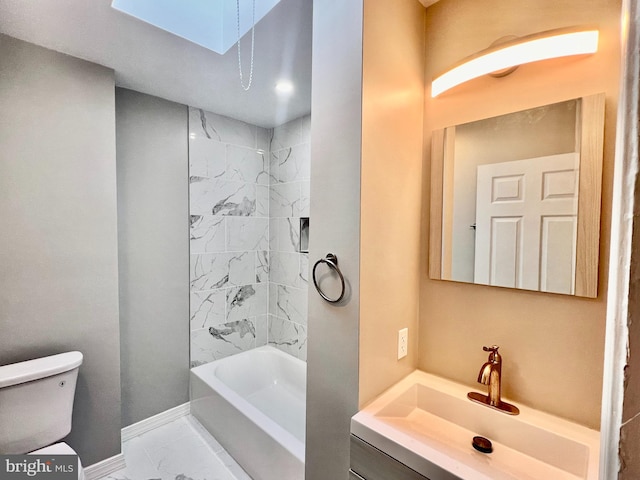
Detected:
left=350, top=435, right=431, bottom=480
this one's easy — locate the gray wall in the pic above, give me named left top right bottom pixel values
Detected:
left=306, top=1, right=363, bottom=479
left=115, top=88, right=190, bottom=427
left=0, top=34, right=121, bottom=465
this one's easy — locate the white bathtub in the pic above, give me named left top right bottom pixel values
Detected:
left=190, top=346, right=306, bottom=480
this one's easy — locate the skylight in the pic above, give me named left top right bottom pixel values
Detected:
left=111, top=0, right=282, bottom=55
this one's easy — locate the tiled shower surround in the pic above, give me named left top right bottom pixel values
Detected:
left=189, top=107, right=310, bottom=366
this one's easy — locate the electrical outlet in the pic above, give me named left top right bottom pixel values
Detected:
left=398, top=328, right=408, bottom=359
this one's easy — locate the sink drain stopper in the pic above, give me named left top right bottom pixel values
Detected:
left=472, top=436, right=493, bottom=454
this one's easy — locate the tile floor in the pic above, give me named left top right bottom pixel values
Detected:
left=98, top=415, right=251, bottom=480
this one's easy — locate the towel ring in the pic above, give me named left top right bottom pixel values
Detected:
left=312, top=253, right=345, bottom=303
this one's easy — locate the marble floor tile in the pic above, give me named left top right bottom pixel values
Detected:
left=147, top=435, right=233, bottom=480
left=102, top=437, right=158, bottom=480
left=97, top=415, right=251, bottom=480
left=217, top=451, right=253, bottom=480
left=131, top=417, right=194, bottom=453
left=183, top=415, right=224, bottom=453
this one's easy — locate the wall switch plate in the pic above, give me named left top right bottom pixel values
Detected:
left=398, top=328, right=408, bottom=359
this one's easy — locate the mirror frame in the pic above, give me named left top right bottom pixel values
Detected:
left=429, top=93, right=606, bottom=298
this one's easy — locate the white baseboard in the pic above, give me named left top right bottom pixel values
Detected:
left=121, top=402, right=191, bottom=442
left=84, top=453, right=126, bottom=480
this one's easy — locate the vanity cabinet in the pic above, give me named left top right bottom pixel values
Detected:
left=350, top=435, right=431, bottom=480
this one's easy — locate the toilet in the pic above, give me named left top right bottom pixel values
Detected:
left=0, top=351, right=85, bottom=479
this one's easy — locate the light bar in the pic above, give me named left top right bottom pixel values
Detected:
left=431, top=27, right=599, bottom=98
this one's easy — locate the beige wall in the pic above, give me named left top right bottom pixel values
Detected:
left=359, top=0, right=426, bottom=406
left=420, top=0, right=621, bottom=429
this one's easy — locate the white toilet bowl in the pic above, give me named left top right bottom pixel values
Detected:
left=29, top=442, right=85, bottom=480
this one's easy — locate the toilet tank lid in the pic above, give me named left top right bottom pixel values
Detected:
left=0, top=351, right=83, bottom=388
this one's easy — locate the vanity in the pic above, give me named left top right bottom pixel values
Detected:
left=349, top=371, right=599, bottom=480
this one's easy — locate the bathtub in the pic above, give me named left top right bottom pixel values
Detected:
left=190, top=345, right=306, bottom=480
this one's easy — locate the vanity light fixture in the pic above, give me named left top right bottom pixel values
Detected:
left=431, top=26, right=599, bottom=98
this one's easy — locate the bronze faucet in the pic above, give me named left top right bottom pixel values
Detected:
left=467, top=345, right=519, bottom=415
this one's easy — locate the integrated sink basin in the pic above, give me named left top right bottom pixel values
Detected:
left=351, top=371, right=599, bottom=480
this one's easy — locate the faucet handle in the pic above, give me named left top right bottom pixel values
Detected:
left=483, top=345, right=501, bottom=363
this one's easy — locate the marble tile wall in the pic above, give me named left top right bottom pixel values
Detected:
left=189, top=109, right=310, bottom=366
left=268, top=115, right=311, bottom=361
left=189, top=108, right=270, bottom=367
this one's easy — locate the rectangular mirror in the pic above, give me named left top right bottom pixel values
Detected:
left=429, top=93, right=605, bottom=297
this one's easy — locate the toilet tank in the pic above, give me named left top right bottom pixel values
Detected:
left=0, top=351, right=83, bottom=454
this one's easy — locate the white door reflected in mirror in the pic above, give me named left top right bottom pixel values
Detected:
left=474, top=153, right=578, bottom=294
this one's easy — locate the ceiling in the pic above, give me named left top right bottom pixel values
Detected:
left=0, top=0, right=313, bottom=128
